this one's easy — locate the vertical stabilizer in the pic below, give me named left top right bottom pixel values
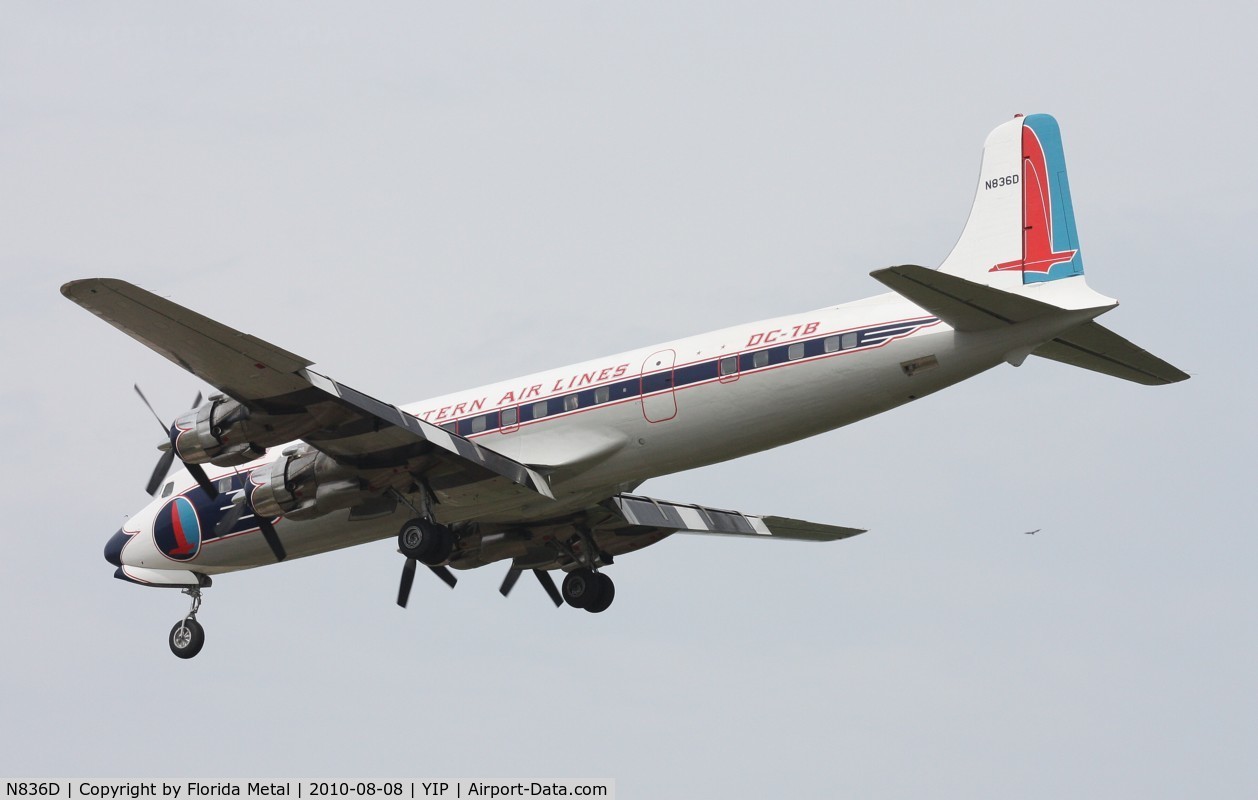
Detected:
left=939, top=114, right=1088, bottom=292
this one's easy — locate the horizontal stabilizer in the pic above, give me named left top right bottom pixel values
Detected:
left=871, top=264, right=1065, bottom=331
left=611, top=494, right=865, bottom=542
left=1033, top=322, right=1189, bottom=385
left=871, top=265, right=1188, bottom=385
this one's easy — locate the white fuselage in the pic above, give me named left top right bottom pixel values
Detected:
left=116, top=289, right=1069, bottom=577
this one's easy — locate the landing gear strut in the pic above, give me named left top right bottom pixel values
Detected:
left=168, top=587, right=206, bottom=659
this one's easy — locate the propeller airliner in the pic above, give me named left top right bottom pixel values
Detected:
left=63, top=113, right=1187, bottom=658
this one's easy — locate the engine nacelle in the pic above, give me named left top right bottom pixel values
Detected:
left=170, top=396, right=318, bottom=467
left=249, top=445, right=376, bottom=521
left=170, top=397, right=258, bottom=466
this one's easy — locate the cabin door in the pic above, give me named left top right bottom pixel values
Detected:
left=640, top=349, right=677, bottom=423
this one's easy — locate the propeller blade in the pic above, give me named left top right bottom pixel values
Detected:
left=499, top=566, right=523, bottom=597
left=133, top=384, right=169, bottom=434
left=146, top=448, right=176, bottom=496
left=397, top=558, right=417, bottom=608
left=429, top=565, right=457, bottom=589
left=214, top=491, right=247, bottom=536
left=533, top=569, right=563, bottom=608
left=258, top=516, right=286, bottom=562
left=186, top=462, right=219, bottom=500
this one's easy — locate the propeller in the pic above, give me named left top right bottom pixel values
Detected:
left=135, top=385, right=218, bottom=500
left=499, top=566, right=523, bottom=597
left=397, top=558, right=417, bottom=607
left=498, top=564, right=562, bottom=608
left=396, top=559, right=457, bottom=608
left=533, top=569, right=563, bottom=607
left=215, top=489, right=286, bottom=562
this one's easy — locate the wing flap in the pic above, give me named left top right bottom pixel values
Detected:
left=611, top=494, right=865, bottom=541
left=302, top=368, right=554, bottom=497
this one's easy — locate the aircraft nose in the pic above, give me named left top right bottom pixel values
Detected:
left=104, top=529, right=130, bottom=567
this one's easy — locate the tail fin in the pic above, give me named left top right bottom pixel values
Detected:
left=872, top=114, right=1188, bottom=385
left=940, top=114, right=1089, bottom=291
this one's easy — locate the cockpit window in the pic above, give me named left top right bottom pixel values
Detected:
left=161, top=482, right=174, bottom=498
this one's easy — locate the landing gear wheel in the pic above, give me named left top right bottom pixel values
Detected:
left=562, top=568, right=603, bottom=609
left=397, top=518, right=454, bottom=566
left=168, top=618, right=205, bottom=659
left=585, top=573, right=615, bottom=614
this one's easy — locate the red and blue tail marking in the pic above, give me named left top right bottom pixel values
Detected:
left=990, top=114, right=1085, bottom=284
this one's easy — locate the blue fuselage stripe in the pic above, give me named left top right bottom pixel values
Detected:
left=448, top=316, right=939, bottom=437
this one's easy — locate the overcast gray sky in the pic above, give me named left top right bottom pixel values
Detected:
left=2, top=2, right=1254, bottom=797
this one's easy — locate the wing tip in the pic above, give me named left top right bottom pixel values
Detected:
left=60, top=277, right=130, bottom=302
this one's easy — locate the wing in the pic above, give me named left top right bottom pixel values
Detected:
left=61, top=278, right=553, bottom=500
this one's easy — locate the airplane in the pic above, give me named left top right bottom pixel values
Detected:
left=63, top=113, right=1188, bottom=658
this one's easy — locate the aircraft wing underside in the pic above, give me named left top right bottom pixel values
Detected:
left=488, top=493, right=866, bottom=573
left=61, top=278, right=553, bottom=500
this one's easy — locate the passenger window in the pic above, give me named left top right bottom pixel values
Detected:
left=824, top=336, right=842, bottom=353
left=842, top=332, right=858, bottom=349
left=532, top=400, right=549, bottom=419
left=753, top=351, right=769, bottom=368
left=441, top=421, right=457, bottom=432
left=161, top=482, right=174, bottom=498
left=470, top=416, right=487, bottom=433
left=719, top=356, right=738, bottom=375
left=501, top=407, right=518, bottom=426
left=217, top=476, right=233, bottom=492
left=564, top=395, right=579, bottom=412
left=595, top=386, right=610, bottom=404
left=788, top=342, right=805, bottom=361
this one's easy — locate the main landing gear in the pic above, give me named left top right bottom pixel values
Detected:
left=168, top=587, right=206, bottom=659
left=549, top=525, right=615, bottom=613
left=561, top=568, right=615, bottom=613
left=397, top=518, right=454, bottom=565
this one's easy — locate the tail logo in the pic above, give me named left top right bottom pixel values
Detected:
left=990, top=117, right=1084, bottom=282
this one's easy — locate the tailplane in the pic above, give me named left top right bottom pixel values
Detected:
left=872, top=114, right=1188, bottom=385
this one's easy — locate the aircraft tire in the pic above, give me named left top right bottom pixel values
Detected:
left=585, top=574, right=615, bottom=614
left=397, top=519, right=453, bottom=566
left=169, top=618, right=205, bottom=659
left=562, top=568, right=601, bottom=609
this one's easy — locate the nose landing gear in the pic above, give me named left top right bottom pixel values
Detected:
left=168, top=587, right=206, bottom=659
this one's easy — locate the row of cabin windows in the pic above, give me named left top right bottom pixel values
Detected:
left=442, top=328, right=867, bottom=436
